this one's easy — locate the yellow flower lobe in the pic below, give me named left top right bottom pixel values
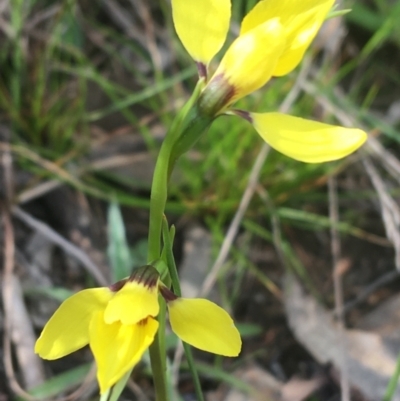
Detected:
left=241, top=0, right=335, bottom=76
left=34, top=288, right=112, bottom=360
left=104, top=280, right=159, bottom=325
left=168, top=298, right=241, bottom=357
left=251, top=112, right=367, bottom=163
left=90, top=312, right=159, bottom=394
left=206, top=18, right=286, bottom=108
left=171, top=0, right=230, bottom=65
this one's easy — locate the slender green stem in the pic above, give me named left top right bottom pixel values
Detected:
left=147, top=140, right=173, bottom=261
left=161, top=218, right=181, bottom=296
left=162, top=217, right=205, bottom=401
left=147, top=79, right=205, bottom=262
left=146, top=80, right=205, bottom=401
left=182, top=343, right=205, bottom=401
left=149, top=329, right=168, bottom=401
left=383, top=351, right=400, bottom=401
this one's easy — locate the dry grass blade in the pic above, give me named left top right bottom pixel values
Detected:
left=12, top=206, right=109, bottom=286
left=363, top=157, right=400, bottom=270
left=328, top=176, right=350, bottom=401
left=302, top=79, right=400, bottom=185
left=367, top=136, right=400, bottom=186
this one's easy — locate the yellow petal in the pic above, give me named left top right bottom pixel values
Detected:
left=168, top=298, right=241, bottom=357
left=241, top=0, right=334, bottom=76
left=104, top=281, right=159, bottom=325
left=251, top=112, right=367, bottom=163
left=211, top=19, right=286, bottom=104
left=35, top=288, right=112, bottom=360
left=171, top=0, right=230, bottom=64
left=90, top=313, right=158, bottom=394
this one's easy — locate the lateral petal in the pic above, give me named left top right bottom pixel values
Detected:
left=35, top=288, right=112, bottom=360
left=168, top=298, right=241, bottom=357
left=104, top=281, right=159, bottom=325
left=251, top=112, right=367, bottom=163
left=171, top=0, right=231, bottom=64
left=90, top=313, right=159, bottom=394
left=241, top=0, right=334, bottom=76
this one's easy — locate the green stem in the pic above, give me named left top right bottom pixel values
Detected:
left=147, top=79, right=205, bottom=262
left=147, top=80, right=205, bottom=401
left=147, top=140, right=173, bottom=262
left=162, top=218, right=205, bottom=401
left=383, top=351, right=400, bottom=401
left=182, top=343, right=205, bottom=401
left=149, top=324, right=168, bottom=401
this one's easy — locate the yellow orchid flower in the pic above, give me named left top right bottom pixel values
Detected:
left=35, top=265, right=241, bottom=394
left=171, top=0, right=367, bottom=163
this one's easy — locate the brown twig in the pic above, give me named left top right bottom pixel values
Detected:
left=342, top=270, right=399, bottom=315
left=12, top=206, right=108, bottom=286
left=1, top=141, right=45, bottom=399
left=363, top=158, right=400, bottom=270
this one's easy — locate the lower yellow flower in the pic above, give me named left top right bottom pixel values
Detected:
left=35, top=265, right=241, bottom=394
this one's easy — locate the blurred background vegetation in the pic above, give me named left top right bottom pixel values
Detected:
left=1, top=0, right=400, bottom=400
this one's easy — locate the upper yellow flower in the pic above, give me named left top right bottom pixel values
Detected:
left=172, top=0, right=334, bottom=102
left=171, top=0, right=367, bottom=163
left=35, top=266, right=241, bottom=394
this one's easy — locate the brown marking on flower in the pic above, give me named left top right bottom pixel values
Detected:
left=109, top=278, right=128, bottom=292
left=129, top=265, right=159, bottom=288
left=196, top=62, right=207, bottom=80
left=198, top=73, right=237, bottom=116
left=159, top=285, right=178, bottom=302
left=138, top=317, right=149, bottom=326
left=232, top=109, right=252, bottom=123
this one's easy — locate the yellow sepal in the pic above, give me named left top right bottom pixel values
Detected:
left=251, top=112, right=367, bottom=163
left=168, top=298, right=241, bottom=357
left=90, top=313, right=159, bottom=394
left=171, top=0, right=230, bottom=64
left=241, top=0, right=334, bottom=76
left=34, top=288, right=112, bottom=360
left=104, top=281, right=159, bottom=325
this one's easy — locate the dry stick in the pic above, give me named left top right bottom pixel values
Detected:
left=199, top=142, right=270, bottom=296
left=255, top=185, right=290, bottom=280
left=12, top=206, right=109, bottom=286
left=328, top=176, right=350, bottom=401
left=1, top=145, right=44, bottom=401
left=301, top=79, right=400, bottom=186
left=362, top=158, right=400, bottom=271
left=16, top=152, right=150, bottom=204
left=2, top=221, right=43, bottom=401
left=343, top=270, right=399, bottom=314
